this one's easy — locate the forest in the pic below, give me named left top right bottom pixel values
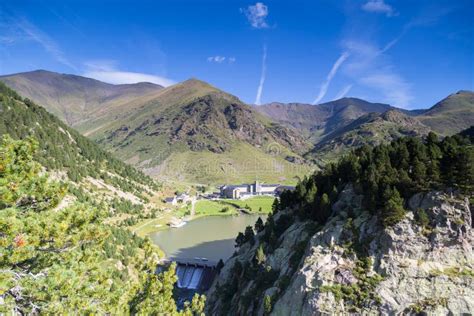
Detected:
left=219, top=130, right=473, bottom=313
left=0, top=136, right=204, bottom=314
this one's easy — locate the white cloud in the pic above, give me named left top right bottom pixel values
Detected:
left=207, top=56, right=236, bottom=64
left=242, top=2, right=269, bottom=29
left=207, top=56, right=226, bottom=63
left=334, top=84, right=353, bottom=100
left=362, top=0, right=396, bottom=17
left=313, top=52, right=350, bottom=105
left=255, top=44, right=267, bottom=105
left=83, top=60, right=175, bottom=87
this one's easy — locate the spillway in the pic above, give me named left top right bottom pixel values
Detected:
left=176, top=265, right=187, bottom=288
left=167, top=259, right=218, bottom=291
left=188, top=267, right=203, bottom=289
left=181, top=267, right=195, bottom=288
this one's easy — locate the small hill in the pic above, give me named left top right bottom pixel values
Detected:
left=0, top=70, right=163, bottom=127
left=417, top=90, right=474, bottom=135
left=309, top=110, right=431, bottom=163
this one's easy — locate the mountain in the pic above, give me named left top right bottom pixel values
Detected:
left=1, top=71, right=312, bottom=184
left=3, top=70, right=472, bottom=184
left=88, top=79, right=313, bottom=184
left=0, top=70, right=163, bottom=127
left=256, top=98, right=394, bottom=141
left=417, top=90, right=474, bottom=135
left=206, top=133, right=474, bottom=315
left=309, top=110, right=431, bottom=163
left=0, top=81, right=159, bottom=207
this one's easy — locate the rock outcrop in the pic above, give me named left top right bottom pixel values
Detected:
left=206, top=186, right=473, bottom=315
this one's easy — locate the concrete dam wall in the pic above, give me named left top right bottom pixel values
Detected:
left=158, top=258, right=218, bottom=291
left=176, top=264, right=217, bottom=290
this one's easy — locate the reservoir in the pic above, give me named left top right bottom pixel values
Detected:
left=149, top=214, right=265, bottom=262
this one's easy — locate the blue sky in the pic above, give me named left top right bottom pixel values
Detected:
left=0, top=0, right=472, bottom=109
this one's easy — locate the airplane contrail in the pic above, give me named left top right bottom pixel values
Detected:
left=313, top=51, right=350, bottom=105
left=334, top=84, right=353, bottom=100
left=255, top=44, right=267, bottom=105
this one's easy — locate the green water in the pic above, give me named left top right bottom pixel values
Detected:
left=149, top=214, right=265, bottom=262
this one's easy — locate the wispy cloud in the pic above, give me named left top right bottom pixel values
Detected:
left=83, top=60, right=175, bottom=87
left=312, top=52, right=350, bottom=105
left=341, top=39, right=413, bottom=108
left=207, top=56, right=236, bottom=64
left=360, top=73, right=412, bottom=107
left=342, top=5, right=453, bottom=108
left=255, top=44, right=267, bottom=105
left=334, top=84, right=353, bottom=100
left=3, top=16, right=77, bottom=70
left=242, top=2, right=269, bottom=29
left=362, top=0, right=396, bottom=17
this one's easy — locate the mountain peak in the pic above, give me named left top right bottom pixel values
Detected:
left=456, top=90, right=474, bottom=95
left=181, top=77, right=214, bottom=87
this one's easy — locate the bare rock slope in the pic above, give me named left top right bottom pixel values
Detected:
left=207, top=186, right=473, bottom=315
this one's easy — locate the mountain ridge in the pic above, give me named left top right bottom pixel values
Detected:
left=1, top=70, right=473, bottom=184
left=418, top=90, right=474, bottom=135
left=0, top=70, right=164, bottom=127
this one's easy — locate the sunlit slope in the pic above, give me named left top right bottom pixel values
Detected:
left=88, top=79, right=311, bottom=184
left=418, top=90, right=474, bottom=135
left=0, top=70, right=163, bottom=127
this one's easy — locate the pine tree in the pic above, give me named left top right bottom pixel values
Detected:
left=255, top=217, right=264, bottom=233
left=271, top=198, right=280, bottom=213
left=381, top=187, right=406, bottom=227
left=244, top=226, right=255, bottom=245
left=235, top=232, right=246, bottom=247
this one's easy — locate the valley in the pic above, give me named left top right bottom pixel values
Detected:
left=0, top=72, right=473, bottom=315
left=2, top=0, right=474, bottom=314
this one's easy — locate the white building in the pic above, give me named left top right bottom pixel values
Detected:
left=219, top=181, right=281, bottom=199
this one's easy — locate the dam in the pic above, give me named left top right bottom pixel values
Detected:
left=159, top=258, right=218, bottom=291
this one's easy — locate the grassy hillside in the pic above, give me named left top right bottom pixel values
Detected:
left=418, top=90, right=474, bottom=135
left=309, top=110, right=431, bottom=163
left=0, top=70, right=163, bottom=127
left=0, top=81, right=161, bottom=214
left=152, top=142, right=313, bottom=185
left=256, top=97, right=393, bottom=142
left=1, top=72, right=312, bottom=185
left=87, top=79, right=312, bottom=185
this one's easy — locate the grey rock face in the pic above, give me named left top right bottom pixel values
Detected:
left=206, top=188, right=473, bottom=315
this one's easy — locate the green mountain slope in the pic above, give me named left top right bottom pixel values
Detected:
left=0, top=71, right=312, bottom=185
left=417, top=90, right=474, bottom=135
left=0, top=70, right=163, bottom=127
left=256, top=98, right=394, bottom=142
left=1, top=124, right=211, bottom=314
left=0, top=84, right=205, bottom=314
left=309, top=110, right=431, bottom=163
left=89, top=79, right=313, bottom=184
left=0, top=82, right=158, bottom=202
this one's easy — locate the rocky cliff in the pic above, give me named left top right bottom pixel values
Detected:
left=206, top=186, right=473, bottom=315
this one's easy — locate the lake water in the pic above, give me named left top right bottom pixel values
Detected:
left=149, top=214, right=265, bottom=262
